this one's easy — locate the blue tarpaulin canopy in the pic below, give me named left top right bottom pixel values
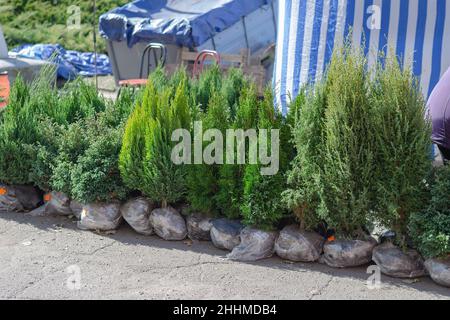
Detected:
left=99, top=0, right=270, bottom=48
left=273, top=0, right=450, bottom=115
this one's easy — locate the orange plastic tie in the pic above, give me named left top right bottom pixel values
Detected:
left=327, top=235, right=336, bottom=242
left=44, top=193, right=52, bottom=202
left=0, top=187, right=7, bottom=196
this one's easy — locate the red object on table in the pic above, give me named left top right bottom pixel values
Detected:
left=0, top=71, right=10, bottom=108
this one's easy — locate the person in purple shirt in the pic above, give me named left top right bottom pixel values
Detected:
left=428, top=67, right=450, bottom=163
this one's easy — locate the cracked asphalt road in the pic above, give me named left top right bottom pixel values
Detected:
left=0, top=211, right=449, bottom=300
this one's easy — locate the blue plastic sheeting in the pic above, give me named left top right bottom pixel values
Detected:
left=99, top=0, right=270, bottom=48
left=11, top=44, right=112, bottom=79
left=273, top=0, right=450, bottom=115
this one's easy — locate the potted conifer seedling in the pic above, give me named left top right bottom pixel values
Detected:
left=316, top=48, right=378, bottom=268
left=370, top=58, right=431, bottom=278
left=227, top=88, right=288, bottom=261
left=120, top=73, right=191, bottom=240
left=277, top=85, right=327, bottom=263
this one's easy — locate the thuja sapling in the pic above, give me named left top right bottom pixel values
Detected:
left=70, top=122, right=129, bottom=204
left=317, top=48, right=375, bottom=238
left=148, top=66, right=169, bottom=92
left=282, top=84, right=327, bottom=230
left=221, top=68, right=247, bottom=119
left=185, top=90, right=230, bottom=215
left=191, top=64, right=223, bottom=112
left=50, top=120, right=90, bottom=198
left=241, top=88, right=287, bottom=230
left=370, top=58, right=431, bottom=243
left=66, top=90, right=136, bottom=204
left=0, top=66, right=62, bottom=186
left=119, top=82, right=158, bottom=193
left=0, top=75, right=35, bottom=185
left=141, top=79, right=191, bottom=208
left=30, top=80, right=110, bottom=193
left=214, top=84, right=259, bottom=219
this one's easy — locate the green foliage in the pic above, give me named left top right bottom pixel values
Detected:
left=241, top=164, right=286, bottom=230
left=186, top=90, right=230, bottom=215
left=215, top=84, right=259, bottom=219
left=119, top=101, right=148, bottom=192
left=283, top=89, right=305, bottom=168
left=221, top=68, right=247, bottom=119
left=57, top=78, right=108, bottom=124
left=0, top=0, right=129, bottom=53
left=99, top=87, right=137, bottom=127
left=192, top=65, right=223, bottom=112
left=65, top=90, right=135, bottom=203
left=29, top=74, right=112, bottom=192
left=120, top=76, right=191, bottom=208
left=28, top=117, right=63, bottom=191
left=169, top=67, right=190, bottom=92
left=409, top=167, right=450, bottom=258
left=50, top=120, right=89, bottom=196
left=317, top=48, right=375, bottom=238
left=0, top=66, right=59, bottom=186
left=0, top=58, right=434, bottom=243
left=148, top=66, right=169, bottom=93
left=370, top=58, right=432, bottom=238
left=51, top=92, right=134, bottom=203
left=241, top=88, right=288, bottom=230
left=119, top=83, right=159, bottom=193
left=0, top=62, right=112, bottom=190
left=233, top=84, right=259, bottom=129
left=280, top=49, right=431, bottom=239
left=70, top=121, right=128, bottom=203
left=282, top=84, right=327, bottom=230
left=0, top=75, right=35, bottom=185
left=0, top=67, right=133, bottom=200
left=142, top=118, right=186, bottom=207
left=28, top=76, right=110, bottom=191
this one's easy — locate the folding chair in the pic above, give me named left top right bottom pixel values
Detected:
left=117, top=43, right=167, bottom=97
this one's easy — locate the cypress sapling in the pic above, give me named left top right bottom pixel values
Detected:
left=192, top=64, right=223, bottom=112
left=282, top=84, right=327, bottom=230
left=318, top=48, right=374, bottom=238
left=215, top=84, right=259, bottom=219
left=71, top=122, right=129, bottom=204
left=142, top=80, right=191, bottom=208
left=371, top=58, right=432, bottom=241
left=221, top=68, right=247, bottom=119
left=119, top=83, right=158, bottom=192
left=241, top=88, right=288, bottom=230
left=186, top=90, right=230, bottom=215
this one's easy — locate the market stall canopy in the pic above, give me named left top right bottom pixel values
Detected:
left=273, top=0, right=450, bottom=115
left=99, top=0, right=271, bottom=48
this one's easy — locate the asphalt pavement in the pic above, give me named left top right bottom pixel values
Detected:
left=0, top=211, right=449, bottom=300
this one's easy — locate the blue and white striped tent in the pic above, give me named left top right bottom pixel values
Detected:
left=273, top=0, right=450, bottom=115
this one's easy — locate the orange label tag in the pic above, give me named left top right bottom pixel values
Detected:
left=0, top=187, right=7, bottom=196
left=44, top=193, right=52, bottom=202
left=327, top=235, right=336, bottom=242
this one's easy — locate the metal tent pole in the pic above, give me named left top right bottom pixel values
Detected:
left=93, top=0, right=98, bottom=92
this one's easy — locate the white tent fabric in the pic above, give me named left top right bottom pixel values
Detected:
left=273, top=0, right=450, bottom=115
